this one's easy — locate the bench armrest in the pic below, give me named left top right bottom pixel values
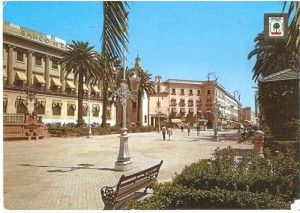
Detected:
left=101, top=186, right=117, bottom=203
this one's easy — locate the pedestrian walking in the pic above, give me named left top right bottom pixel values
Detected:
left=167, top=127, right=172, bottom=141
left=187, top=125, right=191, bottom=136
left=161, top=125, right=167, bottom=141
left=196, top=125, right=200, bottom=136
left=180, top=124, right=184, bottom=132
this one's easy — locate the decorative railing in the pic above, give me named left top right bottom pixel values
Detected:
left=3, top=114, right=25, bottom=123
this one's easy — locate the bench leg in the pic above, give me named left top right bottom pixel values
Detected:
left=103, top=202, right=115, bottom=210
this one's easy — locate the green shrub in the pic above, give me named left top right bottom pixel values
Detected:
left=173, top=149, right=299, bottom=202
left=124, top=148, right=298, bottom=210
left=124, top=183, right=290, bottom=210
left=48, top=125, right=156, bottom=137
left=264, top=140, right=298, bottom=156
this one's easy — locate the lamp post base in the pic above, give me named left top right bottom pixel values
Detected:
left=115, top=160, right=133, bottom=171
left=114, top=132, right=133, bottom=172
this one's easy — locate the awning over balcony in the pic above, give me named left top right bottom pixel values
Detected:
left=3, top=70, right=7, bottom=78
left=171, top=118, right=182, bottom=124
left=197, top=109, right=202, bottom=113
left=34, top=75, right=46, bottom=84
left=52, top=100, right=62, bottom=108
left=66, top=81, right=76, bottom=89
left=67, top=102, right=76, bottom=110
left=51, top=78, right=62, bottom=87
left=180, top=108, right=186, bottom=113
left=189, top=108, right=194, bottom=113
left=83, top=84, right=88, bottom=91
left=36, top=99, right=46, bottom=107
left=92, top=86, right=100, bottom=93
left=16, top=71, right=27, bottom=81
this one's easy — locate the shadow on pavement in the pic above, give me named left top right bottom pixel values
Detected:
left=17, top=163, right=115, bottom=172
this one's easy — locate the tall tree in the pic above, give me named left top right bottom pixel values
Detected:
left=60, top=40, right=102, bottom=126
left=283, top=1, right=300, bottom=49
left=248, top=1, right=299, bottom=82
left=247, top=33, right=299, bottom=82
left=100, top=1, right=129, bottom=128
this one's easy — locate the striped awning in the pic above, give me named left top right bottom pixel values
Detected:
left=51, top=78, right=62, bottom=86
left=16, top=71, right=27, bottom=81
left=34, top=75, right=46, bottom=84
left=66, top=80, right=76, bottom=89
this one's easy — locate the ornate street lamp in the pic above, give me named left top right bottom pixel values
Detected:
left=156, top=97, right=161, bottom=133
left=234, top=90, right=241, bottom=134
left=87, top=78, right=95, bottom=138
left=214, top=101, right=221, bottom=141
left=207, top=72, right=218, bottom=81
left=112, top=59, right=141, bottom=171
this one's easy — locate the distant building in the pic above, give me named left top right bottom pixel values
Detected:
left=3, top=21, right=116, bottom=125
left=241, top=107, right=257, bottom=128
left=149, top=77, right=241, bottom=129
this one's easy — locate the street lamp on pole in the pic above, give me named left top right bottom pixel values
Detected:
left=234, top=90, right=241, bottom=134
left=87, top=79, right=94, bottom=138
left=156, top=97, right=161, bottom=133
left=112, top=54, right=141, bottom=172
left=214, top=100, right=221, bottom=141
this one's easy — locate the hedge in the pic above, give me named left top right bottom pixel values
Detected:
left=48, top=125, right=156, bottom=137
left=124, top=183, right=290, bottom=210
left=173, top=149, right=299, bottom=202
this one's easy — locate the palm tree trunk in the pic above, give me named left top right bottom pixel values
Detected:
left=137, top=91, right=143, bottom=126
left=77, top=72, right=84, bottom=126
left=101, top=81, right=108, bottom=128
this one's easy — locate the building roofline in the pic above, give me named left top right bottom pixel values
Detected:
left=259, top=69, right=300, bottom=82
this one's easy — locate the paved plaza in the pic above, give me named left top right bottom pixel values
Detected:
left=3, top=129, right=253, bottom=210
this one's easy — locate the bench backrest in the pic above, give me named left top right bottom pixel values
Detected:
left=115, top=160, right=163, bottom=201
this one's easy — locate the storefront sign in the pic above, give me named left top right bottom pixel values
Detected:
left=20, top=30, right=67, bottom=50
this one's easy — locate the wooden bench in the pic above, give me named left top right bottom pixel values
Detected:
left=100, top=160, right=163, bottom=210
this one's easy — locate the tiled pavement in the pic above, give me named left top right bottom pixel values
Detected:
left=3, top=129, right=253, bottom=210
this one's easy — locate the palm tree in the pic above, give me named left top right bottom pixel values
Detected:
left=247, top=33, right=299, bottom=82
left=283, top=1, right=299, bottom=49
left=60, top=40, right=102, bottom=126
left=100, top=1, right=129, bottom=128
left=248, top=1, right=299, bottom=82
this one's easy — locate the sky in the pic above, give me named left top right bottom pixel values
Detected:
left=3, top=1, right=285, bottom=110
